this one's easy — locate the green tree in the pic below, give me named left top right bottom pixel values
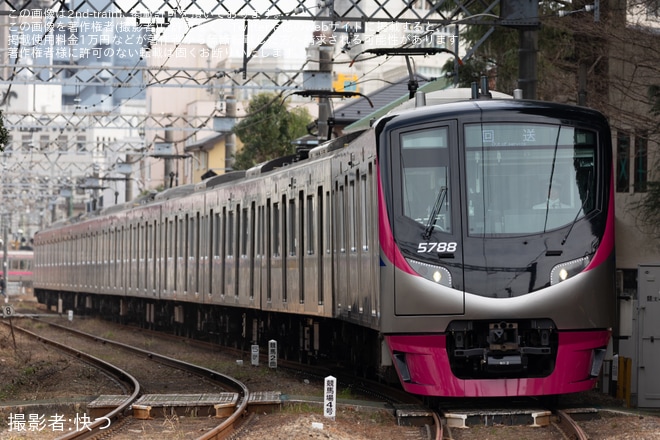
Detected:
left=232, top=93, right=312, bottom=170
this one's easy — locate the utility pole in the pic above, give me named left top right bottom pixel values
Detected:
left=164, top=126, right=173, bottom=189
left=518, top=29, right=538, bottom=99
left=500, top=0, right=540, bottom=99
left=225, top=96, right=237, bottom=171
left=571, top=0, right=602, bottom=107
left=578, top=62, right=588, bottom=106
left=318, top=45, right=333, bottom=141
left=125, top=156, right=134, bottom=202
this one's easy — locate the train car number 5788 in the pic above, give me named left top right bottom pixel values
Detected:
left=417, top=242, right=458, bottom=253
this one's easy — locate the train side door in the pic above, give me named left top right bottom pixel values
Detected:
left=390, top=121, right=465, bottom=315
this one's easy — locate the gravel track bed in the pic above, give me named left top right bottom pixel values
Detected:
left=0, top=297, right=427, bottom=439
left=445, top=409, right=660, bottom=440
left=578, top=410, right=660, bottom=439
left=5, top=296, right=660, bottom=439
left=14, top=319, right=227, bottom=396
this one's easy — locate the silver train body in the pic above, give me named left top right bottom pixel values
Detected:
left=35, top=129, right=379, bottom=325
left=34, top=90, right=616, bottom=397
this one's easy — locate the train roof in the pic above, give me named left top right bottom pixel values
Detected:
left=246, top=154, right=300, bottom=178
left=154, top=183, right=196, bottom=201
left=99, top=191, right=157, bottom=215
left=396, top=88, right=513, bottom=110
left=378, top=93, right=609, bottom=131
left=308, top=130, right=365, bottom=160
left=194, top=170, right=247, bottom=190
left=346, top=86, right=513, bottom=132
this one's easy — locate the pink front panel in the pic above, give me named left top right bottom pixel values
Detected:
left=386, top=330, right=610, bottom=397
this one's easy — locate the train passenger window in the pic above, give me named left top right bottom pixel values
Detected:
left=178, top=217, right=185, bottom=259
left=181, top=217, right=187, bottom=289
left=200, top=213, right=208, bottom=262
left=400, top=127, right=451, bottom=233
left=143, top=223, right=148, bottom=287
left=306, top=195, right=315, bottom=255
left=235, top=207, right=241, bottom=297
left=349, top=179, right=357, bottom=252
left=241, top=207, right=249, bottom=257
left=167, top=219, right=174, bottom=264
left=189, top=214, right=197, bottom=259
left=337, top=184, right=346, bottom=252
left=299, top=191, right=305, bottom=304
left=221, top=208, right=227, bottom=290
left=282, top=195, right=288, bottom=303
left=250, top=202, right=256, bottom=299
left=257, top=206, right=265, bottom=257
left=273, top=202, right=280, bottom=257
left=325, top=190, right=331, bottom=255
left=213, top=212, right=222, bottom=258
left=228, top=210, right=235, bottom=257
left=152, top=221, right=158, bottom=289
left=266, top=200, right=272, bottom=303
left=360, top=172, right=369, bottom=251
left=465, top=124, right=597, bottom=235
left=318, top=187, right=325, bottom=306
left=288, top=198, right=297, bottom=257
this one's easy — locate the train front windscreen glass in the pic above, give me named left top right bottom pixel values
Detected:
left=397, top=123, right=598, bottom=237
left=464, top=123, right=597, bottom=235
left=400, top=127, right=452, bottom=233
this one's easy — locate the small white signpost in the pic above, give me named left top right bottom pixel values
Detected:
left=268, top=340, right=277, bottom=369
left=324, top=375, right=337, bottom=420
left=251, top=344, right=259, bottom=366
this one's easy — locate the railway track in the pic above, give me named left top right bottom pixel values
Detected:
left=1, top=321, right=140, bottom=440
left=554, top=409, right=588, bottom=440
left=9, top=311, right=650, bottom=440
left=78, top=318, right=443, bottom=438
left=5, top=313, right=442, bottom=440
left=3, top=318, right=249, bottom=440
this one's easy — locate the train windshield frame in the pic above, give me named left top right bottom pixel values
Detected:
left=464, top=122, right=598, bottom=236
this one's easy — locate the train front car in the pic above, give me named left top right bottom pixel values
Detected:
left=377, top=99, right=615, bottom=397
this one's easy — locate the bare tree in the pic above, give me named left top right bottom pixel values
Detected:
left=452, top=0, right=660, bottom=235
left=0, top=110, right=9, bottom=151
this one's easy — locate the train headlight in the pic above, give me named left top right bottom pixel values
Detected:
left=406, top=258, right=452, bottom=287
left=550, top=256, right=590, bottom=285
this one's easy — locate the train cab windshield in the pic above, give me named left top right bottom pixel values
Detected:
left=465, top=123, right=597, bottom=236
left=399, top=126, right=452, bottom=233
left=395, top=122, right=598, bottom=238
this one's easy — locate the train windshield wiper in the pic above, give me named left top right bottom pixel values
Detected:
left=542, top=129, right=562, bottom=231
left=561, top=174, right=592, bottom=245
left=423, top=186, right=447, bottom=240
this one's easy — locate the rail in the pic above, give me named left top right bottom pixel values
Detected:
left=32, top=318, right=250, bottom=440
left=1, top=320, right=141, bottom=440
left=554, top=408, right=589, bottom=440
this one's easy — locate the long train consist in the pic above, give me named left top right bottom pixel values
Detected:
left=33, top=88, right=616, bottom=397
